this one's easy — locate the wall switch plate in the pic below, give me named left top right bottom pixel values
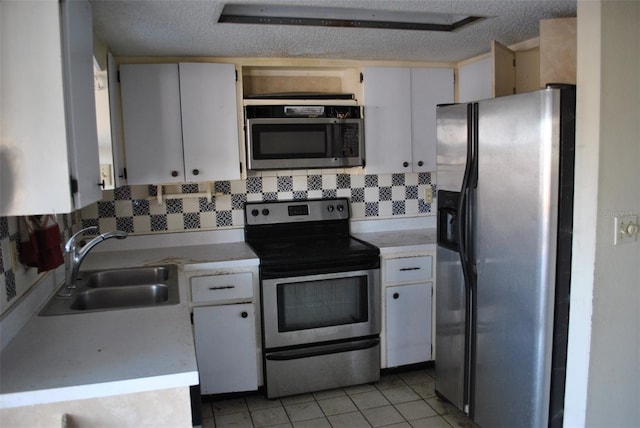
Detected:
left=423, top=186, right=433, bottom=204
left=614, top=215, right=639, bottom=245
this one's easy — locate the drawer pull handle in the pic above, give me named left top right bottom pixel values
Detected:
left=241, top=311, right=248, bottom=318
left=209, top=285, right=236, bottom=290
left=393, top=292, right=399, bottom=299
left=399, top=267, right=421, bottom=271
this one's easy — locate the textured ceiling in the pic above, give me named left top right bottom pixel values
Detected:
left=90, top=0, right=577, bottom=63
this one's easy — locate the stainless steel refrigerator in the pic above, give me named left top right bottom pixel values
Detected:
left=435, top=85, right=575, bottom=428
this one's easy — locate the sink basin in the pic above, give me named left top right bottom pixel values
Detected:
left=39, top=264, right=179, bottom=316
left=70, top=284, right=170, bottom=310
left=84, top=266, right=170, bottom=288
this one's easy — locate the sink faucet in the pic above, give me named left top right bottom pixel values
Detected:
left=59, top=226, right=128, bottom=296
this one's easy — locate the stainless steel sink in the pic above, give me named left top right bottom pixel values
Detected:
left=40, top=265, right=179, bottom=316
left=70, top=284, right=170, bottom=310
left=85, top=266, right=170, bottom=288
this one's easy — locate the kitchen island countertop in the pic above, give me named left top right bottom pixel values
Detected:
left=0, top=241, right=257, bottom=409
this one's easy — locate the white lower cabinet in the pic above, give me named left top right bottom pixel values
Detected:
left=381, top=251, right=435, bottom=368
left=189, top=269, right=260, bottom=395
left=385, top=282, right=432, bottom=368
left=193, top=304, right=258, bottom=394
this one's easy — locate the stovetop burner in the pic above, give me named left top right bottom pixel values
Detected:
left=244, top=198, right=379, bottom=278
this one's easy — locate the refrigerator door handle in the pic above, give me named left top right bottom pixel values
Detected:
left=456, top=104, right=474, bottom=266
left=455, top=103, right=477, bottom=414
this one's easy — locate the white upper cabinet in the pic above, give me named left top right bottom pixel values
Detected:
left=410, top=68, right=455, bottom=173
left=1, top=0, right=101, bottom=216
left=363, top=67, right=453, bottom=174
left=179, top=63, right=241, bottom=182
left=458, top=56, right=493, bottom=103
left=363, top=67, right=412, bottom=174
left=120, top=64, right=184, bottom=184
left=119, top=62, right=240, bottom=185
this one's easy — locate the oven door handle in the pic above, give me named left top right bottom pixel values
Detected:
left=265, top=338, right=380, bottom=361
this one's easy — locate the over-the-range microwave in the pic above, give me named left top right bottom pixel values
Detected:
left=245, top=105, right=364, bottom=171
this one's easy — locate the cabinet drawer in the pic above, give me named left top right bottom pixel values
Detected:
left=191, top=272, right=253, bottom=303
left=385, top=256, right=432, bottom=283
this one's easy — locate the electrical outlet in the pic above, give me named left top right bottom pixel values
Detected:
left=423, top=186, right=433, bottom=204
left=614, top=215, right=639, bottom=245
left=100, top=164, right=113, bottom=187
left=9, top=240, right=19, bottom=269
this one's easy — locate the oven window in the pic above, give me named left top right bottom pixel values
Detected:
left=253, top=124, right=328, bottom=158
left=277, top=276, right=368, bottom=332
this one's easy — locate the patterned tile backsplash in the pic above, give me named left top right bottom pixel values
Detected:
left=79, top=172, right=435, bottom=235
left=0, top=171, right=434, bottom=315
left=0, top=213, right=76, bottom=315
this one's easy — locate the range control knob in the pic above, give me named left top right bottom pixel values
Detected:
left=337, top=204, right=345, bottom=212
left=262, top=208, right=270, bottom=216
left=251, top=209, right=259, bottom=217
left=327, top=205, right=335, bottom=213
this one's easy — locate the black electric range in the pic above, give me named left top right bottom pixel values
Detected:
left=244, top=198, right=379, bottom=279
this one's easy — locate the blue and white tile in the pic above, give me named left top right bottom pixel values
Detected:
left=98, top=217, right=117, bottom=233
left=166, top=214, right=184, bottom=231
left=262, top=176, right=278, bottom=193
left=292, top=175, right=308, bottom=191
left=232, top=210, right=245, bottom=226
left=200, top=212, right=217, bottom=229
left=133, top=216, right=151, bottom=234
left=379, top=201, right=393, bottom=217
left=182, top=197, right=201, bottom=214
left=115, top=200, right=133, bottom=217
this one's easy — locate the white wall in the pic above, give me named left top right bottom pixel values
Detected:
left=565, top=1, right=640, bottom=427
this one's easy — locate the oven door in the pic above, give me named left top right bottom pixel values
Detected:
left=262, top=269, right=380, bottom=349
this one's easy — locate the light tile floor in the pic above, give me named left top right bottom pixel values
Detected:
left=201, top=366, right=479, bottom=428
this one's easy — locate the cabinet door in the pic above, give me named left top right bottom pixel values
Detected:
left=492, top=40, right=516, bottom=97
left=458, top=56, right=492, bottom=103
left=410, top=68, right=454, bottom=173
left=193, top=304, right=258, bottom=394
left=61, top=0, right=102, bottom=209
left=179, top=63, right=241, bottom=182
left=120, top=64, right=184, bottom=184
left=363, top=67, right=412, bottom=174
left=107, top=52, right=127, bottom=188
left=385, top=282, right=432, bottom=367
left=1, top=0, right=100, bottom=215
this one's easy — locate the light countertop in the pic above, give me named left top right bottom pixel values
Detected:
left=353, top=228, right=437, bottom=254
left=0, top=241, right=258, bottom=409
left=0, top=227, right=433, bottom=408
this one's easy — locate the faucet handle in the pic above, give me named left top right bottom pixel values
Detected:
left=65, top=226, right=98, bottom=252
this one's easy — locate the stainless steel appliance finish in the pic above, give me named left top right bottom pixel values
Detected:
left=265, top=337, right=381, bottom=398
left=262, top=270, right=380, bottom=349
left=245, top=105, right=364, bottom=171
left=435, top=86, right=576, bottom=428
left=244, top=198, right=381, bottom=398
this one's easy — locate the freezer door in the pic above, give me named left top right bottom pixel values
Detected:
left=435, top=245, right=467, bottom=412
left=435, top=102, right=470, bottom=412
left=436, top=103, right=469, bottom=192
left=473, top=89, right=561, bottom=428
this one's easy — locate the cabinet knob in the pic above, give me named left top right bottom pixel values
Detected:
left=418, top=161, right=424, bottom=167
left=403, top=162, right=409, bottom=168
left=393, top=292, right=399, bottom=299
left=171, top=170, right=179, bottom=177
left=192, top=169, right=200, bottom=176
left=241, top=311, right=248, bottom=318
